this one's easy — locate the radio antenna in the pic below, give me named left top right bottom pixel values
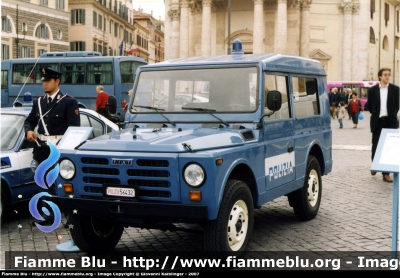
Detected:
left=13, top=57, right=41, bottom=106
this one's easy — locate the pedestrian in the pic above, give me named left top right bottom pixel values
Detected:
left=24, top=68, right=81, bottom=167
left=348, top=92, right=362, bottom=128
left=96, top=85, right=109, bottom=117
left=329, top=87, right=340, bottom=108
left=330, top=102, right=337, bottom=119
left=337, top=101, right=347, bottom=129
left=345, top=88, right=353, bottom=120
left=365, top=67, right=400, bottom=183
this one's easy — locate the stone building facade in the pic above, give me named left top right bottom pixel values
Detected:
left=164, top=0, right=400, bottom=83
left=1, top=0, right=69, bottom=60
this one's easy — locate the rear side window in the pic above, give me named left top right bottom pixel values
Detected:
left=61, top=63, right=85, bottom=84
left=292, top=77, right=319, bottom=118
left=86, top=62, right=113, bottom=85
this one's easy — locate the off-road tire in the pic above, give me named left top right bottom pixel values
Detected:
left=68, top=214, right=124, bottom=253
left=287, top=155, right=322, bottom=221
left=204, top=179, right=254, bottom=259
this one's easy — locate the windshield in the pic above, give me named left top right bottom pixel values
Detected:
left=131, top=67, right=258, bottom=113
left=1, top=114, right=25, bottom=150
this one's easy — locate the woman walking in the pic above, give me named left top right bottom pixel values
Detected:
left=348, top=92, right=363, bottom=128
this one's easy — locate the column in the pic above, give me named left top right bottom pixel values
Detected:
left=179, top=0, right=190, bottom=58
left=189, top=0, right=197, bottom=57
left=253, top=0, right=265, bottom=54
left=201, top=0, right=212, bottom=56
left=275, top=0, right=287, bottom=54
left=339, top=0, right=352, bottom=80
left=351, top=0, right=360, bottom=80
left=164, top=0, right=172, bottom=60
left=168, top=7, right=180, bottom=59
left=215, top=0, right=227, bottom=55
left=300, top=0, right=312, bottom=57
left=356, top=0, right=370, bottom=80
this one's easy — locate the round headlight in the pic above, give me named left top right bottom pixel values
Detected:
left=59, top=159, right=75, bottom=180
left=183, top=164, right=205, bottom=187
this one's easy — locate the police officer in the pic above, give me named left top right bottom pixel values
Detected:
left=24, top=68, right=80, bottom=166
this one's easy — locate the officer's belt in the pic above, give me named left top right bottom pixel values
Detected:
left=39, top=135, right=63, bottom=141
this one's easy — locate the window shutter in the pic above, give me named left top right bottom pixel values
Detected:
left=27, top=47, right=31, bottom=58
left=82, top=9, right=86, bottom=24
left=93, top=11, right=97, bottom=27
left=70, top=42, right=75, bottom=51
left=82, top=42, right=86, bottom=51
left=71, top=10, right=76, bottom=25
left=370, top=0, right=375, bottom=13
left=6, top=45, right=9, bottom=59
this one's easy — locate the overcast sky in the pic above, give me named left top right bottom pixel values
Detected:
left=133, top=0, right=166, bottom=21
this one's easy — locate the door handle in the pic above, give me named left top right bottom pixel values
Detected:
left=288, top=146, right=294, bottom=153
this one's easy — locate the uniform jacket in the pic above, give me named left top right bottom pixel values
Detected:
left=365, top=83, right=400, bottom=133
left=24, top=91, right=80, bottom=136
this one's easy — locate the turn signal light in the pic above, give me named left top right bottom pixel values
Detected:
left=63, top=183, right=74, bottom=193
left=189, top=190, right=202, bottom=202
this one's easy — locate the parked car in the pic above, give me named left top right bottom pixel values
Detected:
left=0, top=106, right=119, bottom=221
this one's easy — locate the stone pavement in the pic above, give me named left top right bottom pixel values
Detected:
left=1, top=112, right=396, bottom=269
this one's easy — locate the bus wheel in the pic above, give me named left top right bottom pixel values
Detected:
left=287, top=155, right=322, bottom=221
left=68, top=214, right=124, bottom=252
left=204, top=180, right=254, bottom=258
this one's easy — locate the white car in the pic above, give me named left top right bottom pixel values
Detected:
left=0, top=106, right=119, bottom=221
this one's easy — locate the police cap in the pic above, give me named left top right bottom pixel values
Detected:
left=40, top=68, right=62, bottom=81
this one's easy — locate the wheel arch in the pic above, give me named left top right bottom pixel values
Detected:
left=227, top=163, right=258, bottom=209
left=308, top=143, right=325, bottom=174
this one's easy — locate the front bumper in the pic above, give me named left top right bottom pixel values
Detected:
left=47, top=196, right=209, bottom=223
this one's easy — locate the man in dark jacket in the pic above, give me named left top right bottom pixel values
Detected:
left=24, top=68, right=80, bottom=166
left=365, top=67, right=399, bottom=183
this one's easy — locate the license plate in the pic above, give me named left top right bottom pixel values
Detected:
left=106, top=187, right=135, bottom=198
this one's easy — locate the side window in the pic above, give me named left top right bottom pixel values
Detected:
left=12, top=64, right=35, bottom=84
left=292, top=77, right=319, bottom=117
left=264, top=74, right=290, bottom=120
left=80, top=114, right=105, bottom=139
left=86, top=62, right=113, bottom=85
left=35, top=64, right=59, bottom=83
left=1, top=70, right=8, bottom=89
left=60, top=63, right=85, bottom=84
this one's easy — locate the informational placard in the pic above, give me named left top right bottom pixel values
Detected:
left=57, top=126, right=93, bottom=150
left=371, top=129, right=400, bottom=257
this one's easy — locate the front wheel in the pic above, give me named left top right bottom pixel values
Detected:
left=68, top=214, right=124, bottom=253
left=287, top=155, right=322, bottom=221
left=204, top=180, right=254, bottom=258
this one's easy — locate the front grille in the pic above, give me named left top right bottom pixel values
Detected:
left=81, top=157, right=108, bottom=165
left=136, top=159, right=169, bottom=167
left=83, top=167, right=119, bottom=175
left=127, top=169, right=169, bottom=177
left=83, top=177, right=120, bottom=184
left=78, top=155, right=178, bottom=201
left=128, top=180, right=170, bottom=188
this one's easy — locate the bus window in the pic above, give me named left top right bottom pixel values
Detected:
left=61, top=63, right=85, bottom=84
left=86, top=62, right=113, bottom=85
left=12, top=64, right=35, bottom=84
left=35, top=64, right=59, bottom=83
left=1, top=70, right=8, bottom=89
left=120, top=61, right=140, bottom=84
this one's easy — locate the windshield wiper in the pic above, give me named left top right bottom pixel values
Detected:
left=181, top=107, right=229, bottom=127
left=134, top=105, right=176, bottom=126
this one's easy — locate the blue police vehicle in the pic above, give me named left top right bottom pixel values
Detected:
left=52, top=41, right=332, bottom=257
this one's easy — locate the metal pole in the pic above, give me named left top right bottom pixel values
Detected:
left=16, top=4, right=19, bottom=58
left=227, top=0, right=231, bottom=54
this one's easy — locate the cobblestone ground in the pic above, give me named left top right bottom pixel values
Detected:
left=1, top=113, right=396, bottom=268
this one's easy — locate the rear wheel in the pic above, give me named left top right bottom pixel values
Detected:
left=287, top=155, right=322, bottom=220
left=204, top=180, right=254, bottom=258
left=68, top=214, right=124, bottom=253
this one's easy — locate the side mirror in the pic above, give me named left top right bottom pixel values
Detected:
left=266, top=90, right=282, bottom=111
left=106, top=95, right=117, bottom=114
